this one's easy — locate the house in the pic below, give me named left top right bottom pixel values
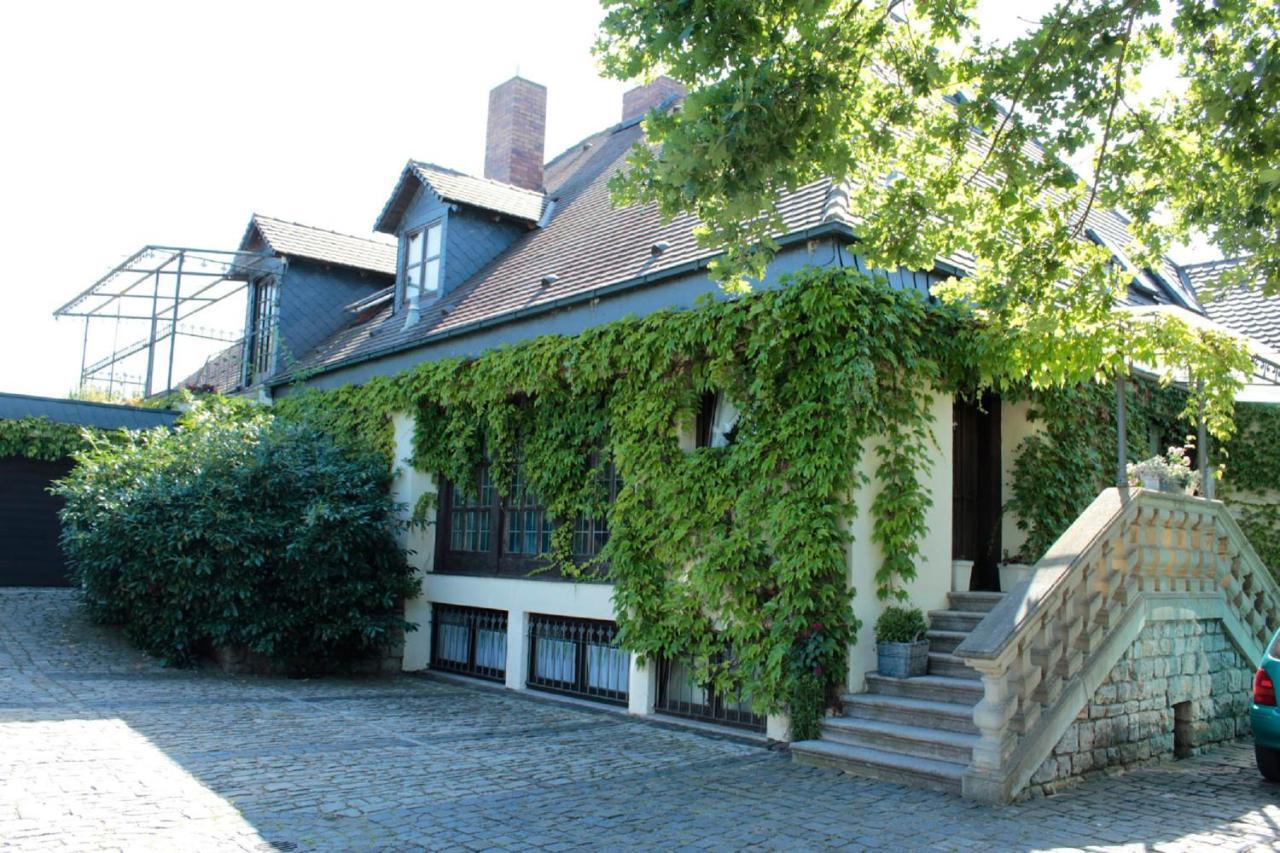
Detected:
left=126, top=76, right=1280, bottom=801
left=0, top=393, right=178, bottom=587
left=178, top=215, right=397, bottom=395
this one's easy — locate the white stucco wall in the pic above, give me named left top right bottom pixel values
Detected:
left=999, top=399, right=1042, bottom=562
left=845, top=390, right=954, bottom=692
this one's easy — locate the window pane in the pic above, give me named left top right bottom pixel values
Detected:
left=406, top=263, right=421, bottom=289
left=407, top=230, right=424, bottom=264
left=426, top=222, right=442, bottom=258
left=424, top=258, right=440, bottom=295
left=535, top=635, right=577, bottom=684
left=475, top=628, right=507, bottom=671
left=587, top=644, right=629, bottom=692
left=437, top=622, right=470, bottom=664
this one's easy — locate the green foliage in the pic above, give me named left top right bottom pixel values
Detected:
left=1005, top=385, right=1280, bottom=575
left=1005, top=380, right=1193, bottom=560
left=594, top=0, right=1265, bottom=437
left=277, top=268, right=967, bottom=729
left=0, top=417, right=104, bottom=462
left=53, top=398, right=418, bottom=669
left=1219, top=403, right=1280, bottom=575
left=874, top=606, right=928, bottom=644
left=785, top=671, right=826, bottom=741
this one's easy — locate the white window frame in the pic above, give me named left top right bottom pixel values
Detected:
left=403, top=219, right=444, bottom=315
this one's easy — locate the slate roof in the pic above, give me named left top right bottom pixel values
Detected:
left=373, top=161, right=551, bottom=233
left=242, top=215, right=398, bottom=275
left=284, top=115, right=1197, bottom=383
left=1184, top=258, right=1280, bottom=352
left=0, top=393, right=179, bottom=431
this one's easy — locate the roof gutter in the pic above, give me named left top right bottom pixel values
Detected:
left=270, top=221, right=872, bottom=389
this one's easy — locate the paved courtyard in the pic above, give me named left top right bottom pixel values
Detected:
left=2, top=589, right=1279, bottom=851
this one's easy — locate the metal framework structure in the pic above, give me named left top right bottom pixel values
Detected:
left=54, top=246, right=280, bottom=398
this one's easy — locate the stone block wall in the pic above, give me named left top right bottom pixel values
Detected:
left=1027, top=619, right=1253, bottom=796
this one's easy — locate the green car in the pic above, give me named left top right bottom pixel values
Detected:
left=1253, top=626, right=1280, bottom=781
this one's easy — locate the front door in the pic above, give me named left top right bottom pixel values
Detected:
left=952, top=393, right=1002, bottom=591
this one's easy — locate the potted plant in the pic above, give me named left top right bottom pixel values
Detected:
left=999, top=549, right=1035, bottom=593
left=875, top=605, right=929, bottom=678
left=1127, top=445, right=1202, bottom=495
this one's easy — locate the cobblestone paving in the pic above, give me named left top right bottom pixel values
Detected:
left=3, top=589, right=1279, bottom=851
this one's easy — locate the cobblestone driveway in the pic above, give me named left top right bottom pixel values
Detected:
left=3, top=589, right=1279, bottom=851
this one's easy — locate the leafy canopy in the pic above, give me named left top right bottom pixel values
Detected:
left=595, top=0, right=1273, bottom=435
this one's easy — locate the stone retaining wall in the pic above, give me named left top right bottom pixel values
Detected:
left=1027, top=619, right=1253, bottom=797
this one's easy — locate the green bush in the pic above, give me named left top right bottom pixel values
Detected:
left=54, top=398, right=418, bottom=669
left=874, top=606, right=927, bottom=644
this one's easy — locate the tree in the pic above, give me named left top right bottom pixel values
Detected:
left=595, top=0, right=1274, bottom=435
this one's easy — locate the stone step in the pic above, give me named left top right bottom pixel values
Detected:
left=928, top=609, right=987, bottom=632
left=840, top=692, right=978, bottom=735
left=925, top=629, right=968, bottom=655
left=819, top=715, right=979, bottom=764
left=946, top=591, right=1006, bottom=613
left=928, top=652, right=981, bottom=680
left=791, top=739, right=965, bottom=794
left=865, top=672, right=983, bottom=706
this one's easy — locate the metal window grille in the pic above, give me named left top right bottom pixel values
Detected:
left=430, top=604, right=507, bottom=682
left=655, top=656, right=766, bottom=732
left=526, top=614, right=629, bottom=705
left=449, top=467, right=494, bottom=553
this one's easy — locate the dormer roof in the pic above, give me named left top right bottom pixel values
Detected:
left=373, top=160, right=549, bottom=234
left=240, top=214, right=398, bottom=275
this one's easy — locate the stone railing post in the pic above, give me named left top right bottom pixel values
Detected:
left=962, top=655, right=1019, bottom=803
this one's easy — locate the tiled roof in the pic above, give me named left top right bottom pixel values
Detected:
left=411, top=162, right=549, bottom=222
left=1184, top=258, right=1280, bottom=352
left=178, top=342, right=244, bottom=395
left=373, top=161, right=551, bottom=233
left=0, top=392, right=179, bottom=431
left=243, top=215, right=398, bottom=275
left=287, top=119, right=1194, bottom=382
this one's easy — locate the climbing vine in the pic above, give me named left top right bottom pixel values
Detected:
left=1004, top=381, right=1193, bottom=561
left=1005, top=386, right=1280, bottom=578
left=277, top=267, right=971, bottom=723
left=1219, top=404, right=1280, bottom=574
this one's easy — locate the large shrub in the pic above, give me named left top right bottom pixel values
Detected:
left=54, top=398, right=418, bottom=669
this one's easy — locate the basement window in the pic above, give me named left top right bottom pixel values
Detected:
left=404, top=220, right=443, bottom=305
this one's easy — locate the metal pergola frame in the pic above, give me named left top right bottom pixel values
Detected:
left=54, top=246, right=282, bottom=398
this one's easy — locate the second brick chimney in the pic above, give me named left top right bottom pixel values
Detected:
left=484, top=76, right=547, bottom=191
left=621, top=76, right=686, bottom=123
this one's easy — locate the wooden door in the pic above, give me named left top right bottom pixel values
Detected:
left=952, top=393, right=1002, bottom=591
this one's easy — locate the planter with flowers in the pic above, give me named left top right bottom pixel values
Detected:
left=1127, top=445, right=1201, bottom=495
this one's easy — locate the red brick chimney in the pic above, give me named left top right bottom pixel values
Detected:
left=621, top=76, right=686, bottom=123
left=484, top=76, right=547, bottom=191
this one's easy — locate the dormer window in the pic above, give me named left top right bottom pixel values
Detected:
left=405, top=220, right=443, bottom=305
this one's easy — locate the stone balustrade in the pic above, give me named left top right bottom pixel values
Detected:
left=955, top=487, right=1280, bottom=802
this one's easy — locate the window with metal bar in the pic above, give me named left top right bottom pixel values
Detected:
left=449, top=466, right=494, bottom=553
left=526, top=614, right=629, bottom=705
left=430, top=604, right=507, bottom=681
left=572, top=462, right=620, bottom=558
left=437, top=458, right=620, bottom=577
left=505, top=466, right=552, bottom=556
left=655, top=655, right=765, bottom=731
left=247, top=276, right=277, bottom=380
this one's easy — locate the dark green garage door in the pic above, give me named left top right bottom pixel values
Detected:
left=0, top=456, right=74, bottom=586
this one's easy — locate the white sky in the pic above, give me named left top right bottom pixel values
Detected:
left=0, top=0, right=1202, bottom=399
left=0, top=0, right=630, bottom=397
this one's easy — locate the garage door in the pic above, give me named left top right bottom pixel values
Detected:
left=0, top=456, right=74, bottom=586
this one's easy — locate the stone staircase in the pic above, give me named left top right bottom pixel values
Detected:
left=791, top=591, right=1005, bottom=794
